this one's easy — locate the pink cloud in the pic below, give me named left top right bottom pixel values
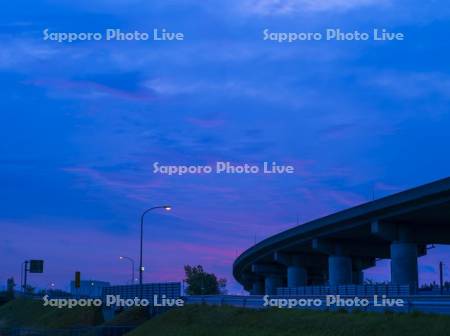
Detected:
left=327, top=189, right=367, bottom=207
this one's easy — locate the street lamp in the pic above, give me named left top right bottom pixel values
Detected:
left=119, top=256, right=135, bottom=284
left=139, top=205, right=172, bottom=295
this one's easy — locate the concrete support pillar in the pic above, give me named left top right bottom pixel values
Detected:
left=352, top=270, right=364, bottom=285
left=328, top=255, right=352, bottom=285
left=250, top=279, right=265, bottom=295
left=287, top=265, right=307, bottom=287
left=265, top=274, right=283, bottom=295
left=390, top=241, right=418, bottom=289
left=273, top=252, right=308, bottom=288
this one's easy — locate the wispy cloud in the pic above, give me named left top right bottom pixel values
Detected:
left=318, top=123, right=359, bottom=140
left=374, top=182, right=403, bottom=193
left=144, top=77, right=310, bottom=109
left=25, top=78, right=156, bottom=102
left=64, top=166, right=156, bottom=188
left=186, top=117, right=226, bottom=128
left=0, top=39, right=61, bottom=70
left=365, top=71, right=450, bottom=100
left=239, top=0, right=388, bottom=16
left=63, top=166, right=166, bottom=203
left=327, top=189, right=366, bottom=207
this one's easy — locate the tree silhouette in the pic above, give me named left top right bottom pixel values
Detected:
left=184, top=265, right=226, bottom=295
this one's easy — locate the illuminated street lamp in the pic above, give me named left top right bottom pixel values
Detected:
left=119, top=256, right=135, bottom=284
left=139, top=205, right=172, bottom=295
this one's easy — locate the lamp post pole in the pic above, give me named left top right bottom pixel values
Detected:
left=119, top=256, right=135, bottom=284
left=139, top=205, right=172, bottom=297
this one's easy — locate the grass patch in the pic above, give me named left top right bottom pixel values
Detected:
left=103, top=307, right=150, bottom=327
left=127, top=304, right=450, bottom=336
left=0, top=298, right=103, bottom=329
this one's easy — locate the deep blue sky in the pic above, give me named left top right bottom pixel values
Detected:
left=1, top=0, right=450, bottom=293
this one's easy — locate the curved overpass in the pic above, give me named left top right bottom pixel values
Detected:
left=233, top=177, right=450, bottom=294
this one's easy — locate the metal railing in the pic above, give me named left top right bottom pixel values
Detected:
left=277, top=284, right=411, bottom=296
left=183, top=294, right=450, bottom=314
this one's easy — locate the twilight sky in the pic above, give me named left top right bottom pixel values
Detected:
left=1, top=0, right=450, bottom=293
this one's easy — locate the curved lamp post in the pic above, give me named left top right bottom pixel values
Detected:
left=119, top=256, right=135, bottom=284
left=139, top=205, right=172, bottom=296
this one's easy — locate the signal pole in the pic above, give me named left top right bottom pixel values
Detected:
left=22, top=261, right=29, bottom=292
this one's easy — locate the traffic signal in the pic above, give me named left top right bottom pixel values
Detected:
left=29, top=260, right=44, bottom=273
left=75, top=271, right=81, bottom=288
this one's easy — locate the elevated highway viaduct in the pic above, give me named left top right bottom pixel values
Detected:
left=233, top=177, right=450, bottom=295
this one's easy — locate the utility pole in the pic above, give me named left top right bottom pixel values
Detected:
left=439, top=261, right=444, bottom=295
left=22, top=261, right=29, bottom=292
